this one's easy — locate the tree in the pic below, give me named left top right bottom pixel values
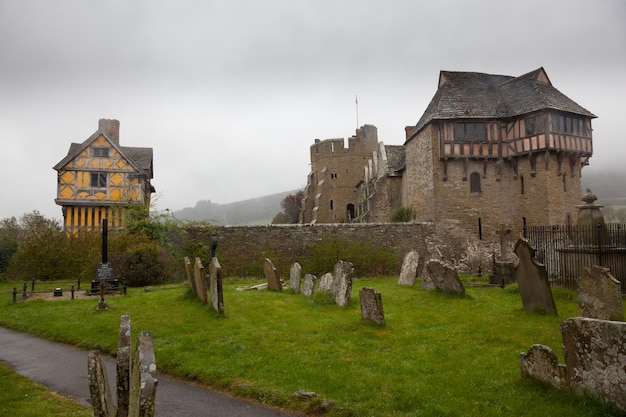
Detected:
left=0, top=217, right=21, bottom=274
left=6, top=211, right=68, bottom=281
left=271, top=212, right=291, bottom=224
left=280, top=190, right=304, bottom=223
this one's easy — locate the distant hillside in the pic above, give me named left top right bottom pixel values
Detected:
left=172, top=167, right=623, bottom=226
left=173, top=190, right=299, bottom=225
left=582, top=166, right=626, bottom=206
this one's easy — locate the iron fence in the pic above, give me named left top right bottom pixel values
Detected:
left=525, top=223, right=626, bottom=292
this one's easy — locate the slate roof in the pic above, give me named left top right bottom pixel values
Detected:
left=409, top=67, right=596, bottom=142
left=384, top=145, right=405, bottom=173
left=53, top=129, right=153, bottom=178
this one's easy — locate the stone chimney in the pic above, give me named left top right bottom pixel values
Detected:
left=99, top=119, right=120, bottom=145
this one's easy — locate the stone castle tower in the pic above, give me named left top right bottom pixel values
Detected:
left=300, top=125, right=379, bottom=223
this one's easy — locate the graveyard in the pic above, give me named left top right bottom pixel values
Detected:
left=1, top=272, right=624, bottom=417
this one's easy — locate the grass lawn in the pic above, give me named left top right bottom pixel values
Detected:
left=0, top=277, right=624, bottom=416
left=0, top=360, right=92, bottom=417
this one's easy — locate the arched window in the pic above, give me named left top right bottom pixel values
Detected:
left=470, top=172, right=481, bottom=194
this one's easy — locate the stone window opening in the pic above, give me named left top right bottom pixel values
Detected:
left=330, top=199, right=334, bottom=210
left=520, top=175, right=525, bottom=195
left=470, top=172, right=481, bottom=194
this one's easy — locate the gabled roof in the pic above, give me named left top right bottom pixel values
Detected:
left=409, top=67, right=596, bottom=142
left=53, top=128, right=153, bottom=178
left=384, top=145, right=405, bottom=173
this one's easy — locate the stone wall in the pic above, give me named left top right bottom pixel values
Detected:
left=405, top=122, right=584, bottom=241
left=188, top=222, right=442, bottom=278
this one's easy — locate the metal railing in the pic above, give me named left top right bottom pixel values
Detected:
left=525, top=223, right=626, bottom=292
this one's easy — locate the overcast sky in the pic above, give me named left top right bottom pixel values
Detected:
left=1, top=0, right=625, bottom=221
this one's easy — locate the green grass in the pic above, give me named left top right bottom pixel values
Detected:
left=0, top=360, right=92, bottom=417
left=0, top=279, right=624, bottom=416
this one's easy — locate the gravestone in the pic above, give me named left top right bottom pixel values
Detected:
left=491, top=223, right=515, bottom=286
left=88, top=315, right=158, bottom=417
left=289, top=262, right=302, bottom=293
left=209, top=257, right=224, bottom=315
left=521, top=317, right=626, bottom=412
left=514, top=237, right=557, bottom=315
left=420, top=266, right=436, bottom=290
left=184, top=257, right=197, bottom=295
left=359, top=287, right=385, bottom=326
left=194, top=258, right=208, bottom=304
left=302, top=274, right=317, bottom=297
left=264, top=258, right=282, bottom=291
left=317, top=272, right=334, bottom=292
left=398, top=250, right=419, bottom=286
left=332, top=260, right=354, bottom=307
left=577, top=265, right=624, bottom=321
left=424, top=259, right=465, bottom=294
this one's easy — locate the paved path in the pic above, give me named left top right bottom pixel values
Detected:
left=0, top=327, right=300, bottom=417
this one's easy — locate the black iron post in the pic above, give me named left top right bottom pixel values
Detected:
left=71, top=285, right=75, bottom=300
left=12, top=288, right=17, bottom=303
left=31, top=279, right=35, bottom=292
left=22, top=282, right=27, bottom=298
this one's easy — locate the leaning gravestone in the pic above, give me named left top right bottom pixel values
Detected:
left=332, top=260, right=354, bottom=307
left=184, top=257, right=197, bottom=295
left=88, top=315, right=157, bottom=417
left=424, top=259, right=465, bottom=294
left=577, top=265, right=624, bottom=321
left=521, top=317, right=626, bottom=412
left=317, top=272, right=334, bottom=292
left=264, top=258, right=282, bottom=291
left=302, top=274, right=317, bottom=297
left=194, top=257, right=208, bottom=304
left=209, top=257, right=224, bottom=315
left=398, top=250, right=420, bottom=286
left=360, top=287, right=385, bottom=326
left=290, top=262, right=302, bottom=293
left=514, top=237, right=557, bottom=315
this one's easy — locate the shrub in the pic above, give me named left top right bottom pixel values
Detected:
left=390, top=206, right=415, bottom=222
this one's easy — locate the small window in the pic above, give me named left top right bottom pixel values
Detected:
left=331, top=173, right=338, bottom=179
left=525, top=114, right=545, bottom=136
left=520, top=175, right=525, bottom=195
left=92, top=147, right=110, bottom=157
left=330, top=199, right=334, bottom=210
left=90, top=172, right=107, bottom=188
left=455, top=122, right=487, bottom=141
left=470, top=172, right=481, bottom=194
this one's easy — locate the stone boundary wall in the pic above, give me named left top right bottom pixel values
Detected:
left=188, top=222, right=444, bottom=278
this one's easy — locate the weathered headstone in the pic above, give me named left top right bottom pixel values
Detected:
left=514, top=237, right=557, bottom=315
left=116, top=315, right=131, bottom=417
left=264, top=258, right=282, bottom=291
left=209, top=257, right=224, bottom=315
left=521, top=317, right=626, bottom=412
left=194, top=258, right=208, bottom=304
left=332, top=260, right=354, bottom=307
left=360, top=287, right=385, bottom=326
left=491, top=224, right=516, bottom=286
left=302, top=274, right=317, bottom=297
left=289, top=262, right=302, bottom=293
left=398, top=250, right=419, bottom=286
left=317, top=272, right=334, bottom=292
left=577, top=265, right=624, bottom=321
left=420, top=266, right=435, bottom=290
left=423, top=259, right=465, bottom=294
left=184, top=256, right=197, bottom=295
left=88, top=315, right=158, bottom=417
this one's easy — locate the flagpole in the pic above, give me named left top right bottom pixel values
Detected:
left=355, top=95, right=359, bottom=129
